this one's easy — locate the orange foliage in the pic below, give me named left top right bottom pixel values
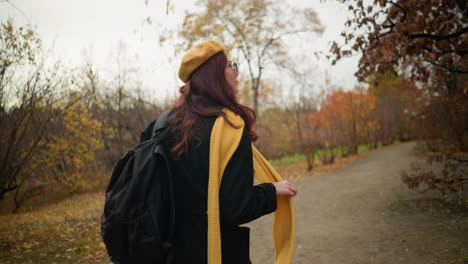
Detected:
left=314, top=89, right=378, bottom=154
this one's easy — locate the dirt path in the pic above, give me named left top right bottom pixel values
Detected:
left=247, top=142, right=468, bottom=264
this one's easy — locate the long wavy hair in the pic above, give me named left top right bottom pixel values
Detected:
left=167, top=51, right=257, bottom=159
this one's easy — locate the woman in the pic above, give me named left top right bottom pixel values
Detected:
left=154, top=40, right=297, bottom=263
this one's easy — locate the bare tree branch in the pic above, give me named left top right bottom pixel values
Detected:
left=409, top=26, right=468, bottom=40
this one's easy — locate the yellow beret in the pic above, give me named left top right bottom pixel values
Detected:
left=178, top=40, right=225, bottom=82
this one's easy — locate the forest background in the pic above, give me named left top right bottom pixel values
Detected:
left=0, top=0, right=466, bottom=213
left=0, top=0, right=467, bottom=262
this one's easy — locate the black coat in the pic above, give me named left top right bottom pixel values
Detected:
left=140, top=115, right=277, bottom=264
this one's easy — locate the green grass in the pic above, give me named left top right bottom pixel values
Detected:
left=269, top=143, right=377, bottom=166
left=278, top=153, right=306, bottom=164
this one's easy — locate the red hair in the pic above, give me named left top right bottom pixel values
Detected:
left=168, top=52, right=257, bottom=159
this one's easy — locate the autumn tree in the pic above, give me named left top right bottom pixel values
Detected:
left=400, top=70, right=468, bottom=196
left=284, top=69, right=321, bottom=171
left=330, top=0, right=467, bottom=83
left=175, top=0, right=324, bottom=113
left=286, top=99, right=321, bottom=171
left=367, top=71, right=402, bottom=145
left=330, top=0, right=468, bottom=195
left=256, top=107, right=297, bottom=158
left=368, top=71, right=421, bottom=146
left=30, top=91, right=104, bottom=193
left=319, top=89, right=378, bottom=156
left=313, top=108, right=341, bottom=164
left=330, top=0, right=467, bottom=150
left=0, top=21, right=113, bottom=211
left=0, top=21, right=61, bottom=201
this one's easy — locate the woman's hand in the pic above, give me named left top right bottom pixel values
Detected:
left=272, top=180, right=298, bottom=197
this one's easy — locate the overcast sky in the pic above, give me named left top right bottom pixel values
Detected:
left=0, top=0, right=360, bottom=102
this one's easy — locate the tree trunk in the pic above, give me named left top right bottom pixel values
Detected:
left=252, top=85, right=259, bottom=114
left=13, top=187, right=22, bottom=214
left=305, top=147, right=314, bottom=171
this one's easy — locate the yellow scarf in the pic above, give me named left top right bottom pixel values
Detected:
left=208, top=109, right=296, bottom=264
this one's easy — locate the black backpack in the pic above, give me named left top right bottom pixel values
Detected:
left=101, top=110, right=175, bottom=264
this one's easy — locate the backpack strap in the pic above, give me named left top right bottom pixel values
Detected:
left=151, top=109, right=173, bottom=139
